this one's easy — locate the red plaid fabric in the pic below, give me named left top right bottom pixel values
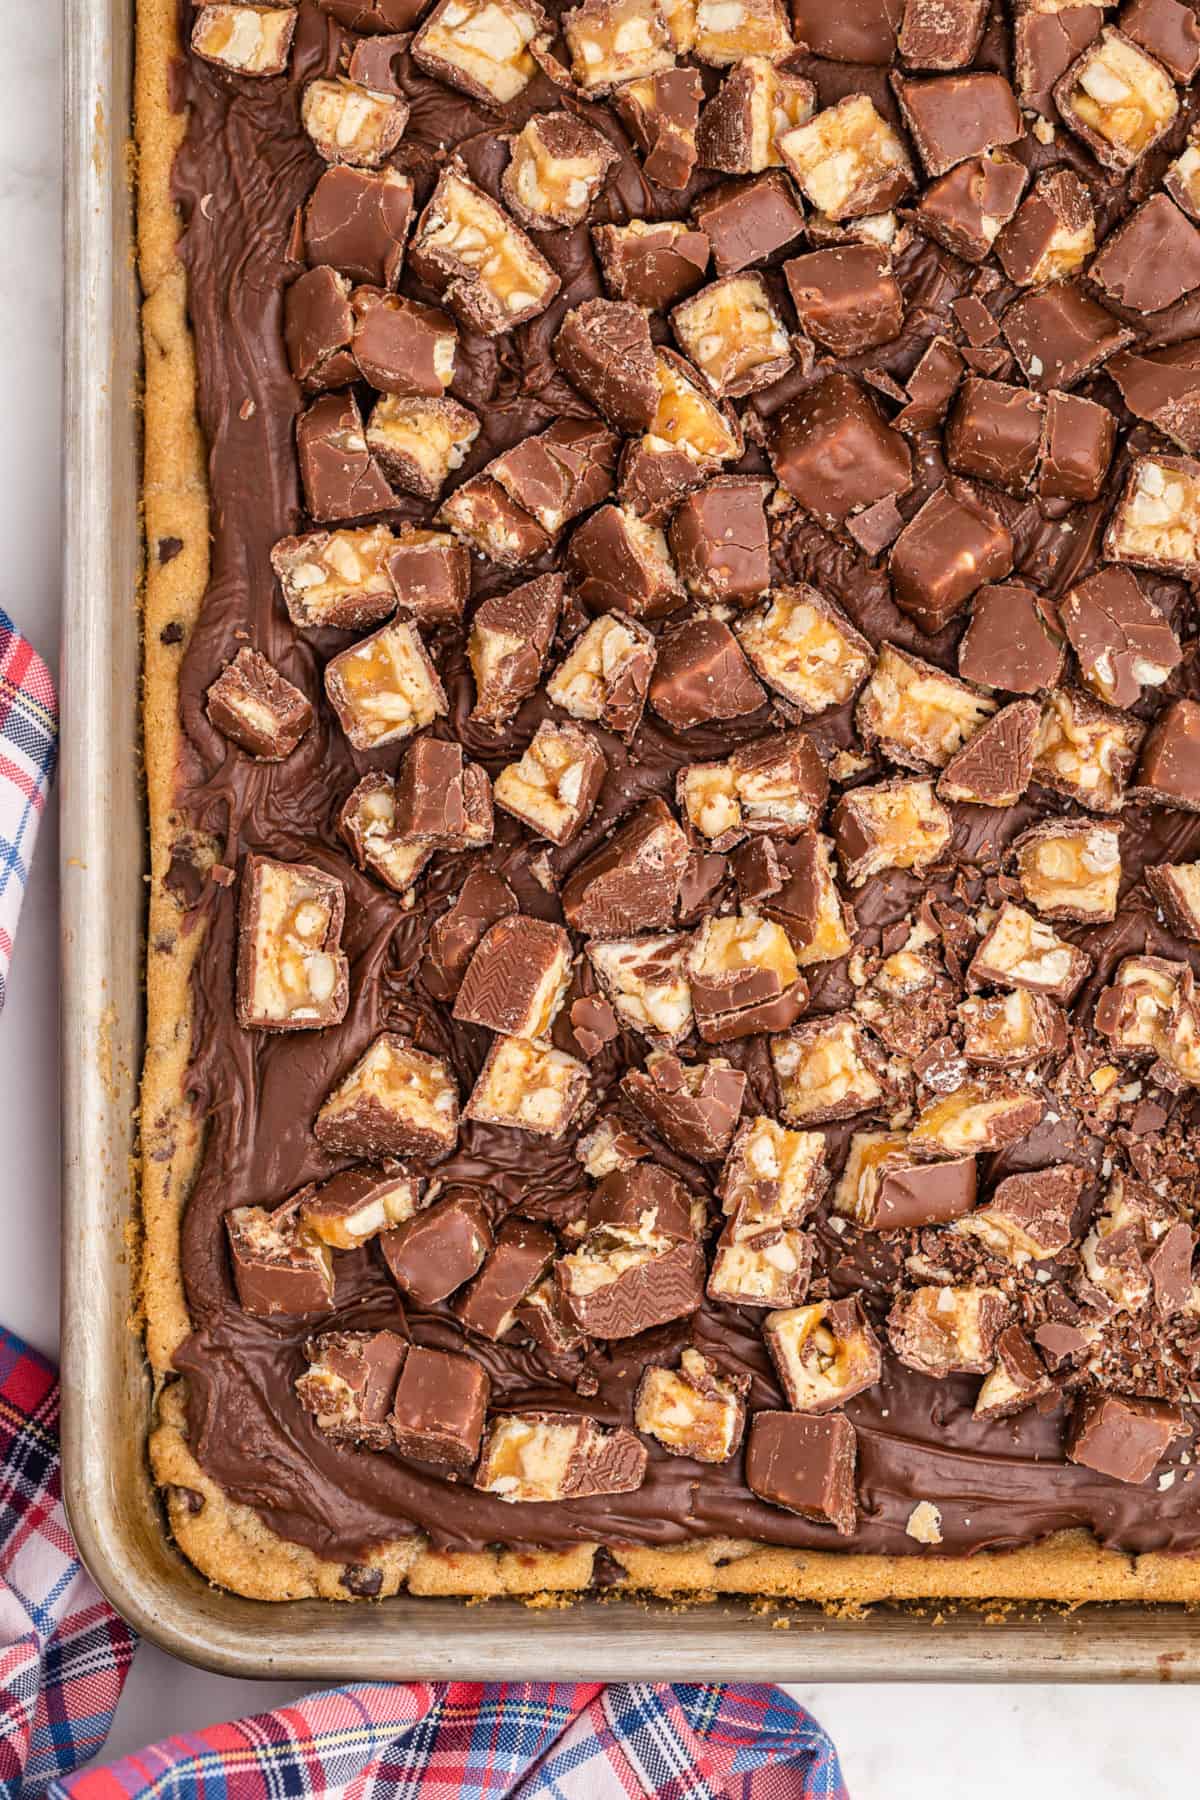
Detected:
left=0, top=1339, right=846, bottom=1800
left=0, top=611, right=57, bottom=1011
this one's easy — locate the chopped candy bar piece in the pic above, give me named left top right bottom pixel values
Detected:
left=1060, top=568, right=1180, bottom=711
left=556, top=1194, right=706, bottom=1338
left=1037, top=390, right=1115, bottom=503
left=410, top=166, right=560, bottom=335
left=635, top=1350, right=749, bottom=1462
left=568, top=504, right=686, bottom=618
left=615, top=68, right=704, bottom=189
left=621, top=348, right=744, bottom=517
left=587, top=1161, right=701, bottom=1239
left=768, top=373, right=911, bottom=527
left=784, top=245, right=903, bottom=356
left=296, top=1330, right=407, bottom=1451
left=890, top=482, right=1014, bottom=633
left=1094, top=954, right=1187, bottom=1058
left=678, top=730, right=828, bottom=847
left=892, top=335, right=964, bottom=434
left=973, top=1327, right=1053, bottom=1421
left=622, top=1050, right=747, bottom=1155
left=720, top=1113, right=827, bottom=1221
left=488, top=418, right=618, bottom=538
left=1032, top=687, right=1145, bottom=815
left=554, top=300, right=659, bottom=435
left=958, top=584, right=1065, bottom=695
left=888, top=1284, right=1010, bottom=1376
left=892, top=71, right=1022, bottom=178
left=236, top=856, right=348, bottom=1032
left=853, top=945, right=956, bottom=1058
left=1106, top=343, right=1200, bottom=456
left=296, top=392, right=395, bottom=523
left=764, top=1297, right=882, bottom=1413
left=411, top=0, right=547, bottom=104
left=945, top=378, right=1044, bottom=495
left=300, top=1165, right=426, bottom=1250
left=588, top=936, right=694, bottom=1045
left=315, top=1035, right=460, bottom=1159
left=834, top=1132, right=977, bottom=1229
left=303, top=165, right=414, bottom=290
left=707, top=1209, right=814, bottom=1307
left=455, top=1217, right=558, bottom=1340
left=1066, top=1393, right=1184, bottom=1484
left=959, top=988, right=1068, bottom=1066
left=1054, top=27, right=1177, bottom=171
left=995, top=167, right=1093, bottom=287
left=562, top=0, right=675, bottom=90
left=745, top=1410, right=857, bottom=1533
left=454, top=916, right=573, bottom=1038
left=650, top=617, right=767, bottom=730
left=833, top=778, right=952, bottom=886
left=899, top=0, right=988, bottom=66
left=736, top=584, right=873, bottom=716
left=392, top=1346, right=490, bottom=1472
left=908, top=1080, right=1043, bottom=1157
left=1079, top=1174, right=1182, bottom=1310
left=205, top=648, right=313, bottom=761
left=423, top=868, right=519, bottom=1001
left=381, top=1192, right=494, bottom=1304
left=284, top=267, right=356, bottom=392
left=754, top=833, right=854, bottom=964
left=686, top=913, right=805, bottom=1041
left=957, top=1163, right=1084, bottom=1264
left=351, top=290, right=457, bottom=396
left=226, top=1199, right=334, bottom=1320
left=325, top=618, right=447, bottom=751
left=1165, top=130, right=1200, bottom=220
left=671, top=273, right=792, bottom=399
left=465, top=1036, right=590, bottom=1137
left=440, top=476, right=551, bottom=567
left=1001, top=282, right=1133, bottom=393
left=563, top=797, right=690, bottom=937
left=779, top=94, right=914, bottom=220
left=1091, top=194, right=1200, bottom=316
left=937, top=699, right=1038, bottom=807
left=502, top=111, right=618, bottom=230
left=517, top=1274, right=588, bottom=1356
left=593, top=219, right=711, bottom=309
left=366, top=395, right=479, bottom=502
left=1136, top=698, right=1200, bottom=812
left=771, top=1012, right=891, bottom=1125
left=338, top=772, right=432, bottom=896
left=790, top=0, right=899, bottom=61
left=1013, top=2, right=1104, bottom=112
left=968, top=901, right=1091, bottom=1004
left=476, top=1412, right=647, bottom=1498
left=468, top=574, right=562, bottom=727
left=668, top=478, right=769, bottom=604
left=857, top=642, right=996, bottom=772
left=546, top=613, right=657, bottom=740
left=192, top=4, right=298, bottom=73
left=694, top=171, right=805, bottom=275
left=1146, top=861, right=1200, bottom=941
left=387, top=529, right=470, bottom=624
left=695, top=55, right=815, bottom=174
left=301, top=77, right=409, bottom=168
left=493, top=720, right=607, bottom=846
left=1122, top=0, right=1200, bottom=80
left=272, top=525, right=396, bottom=631
left=1105, top=454, right=1200, bottom=577
left=693, top=0, right=794, bottom=63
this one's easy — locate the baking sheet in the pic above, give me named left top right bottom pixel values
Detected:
left=56, top=0, right=1200, bottom=1680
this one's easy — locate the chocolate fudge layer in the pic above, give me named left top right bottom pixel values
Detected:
left=139, top=0, right=1200, bottom=1597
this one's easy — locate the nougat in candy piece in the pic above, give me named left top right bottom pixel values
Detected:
left=562, top=0, right=675, bottom=90
left=832, top=778, right=952, bottom=887
left=226, top=1199, right=335, bottom=1321
left=302, top=164, right=414, bottom=290
left=315, top=1035, right=460, bottom=1160
left=475, top=1411, right=648, bottom=1499
left=669, top=477, right=770, bottom=604
left=192, top=4, right=297, bottom=73
left=284, top=267, right=356, bottom=393
left=206, top=648, right=313, bottom=761
left=779, top=94, right=914, bottom=221
left=671, top=274, right=792, bottom=399
left=493, top=721, right=607, bottom=847
left=562, top=797, right=690, bottom=937
left=621, top=347, right=744, bottom=510
left=588, top=935, right=694, bottom=1045
left=454, top=916, right=573, bottom=1038
left=1032, top=687, right=1145, bottom=815
left=707, top=1208, right=814, bottom=1308
left=888, top=1284, right=1010, bottom=1377
left=635, top=1350, right=749, bottom=1462
left=351, top=290, right=457, bottom=396
left=593, top=219, right=711, bottom=310
left=615, top=68, right=704, bottom=190
left=1146, top=860, right=1200, bottom=941
left=677, top=730, right=828, bottom=849
left=568, top=505, right=685, bottom=619
left=555, top=1182, right=706, bottom=1337
left=995, top=167, right=1094, bottom=287
left=686, top=913, right=805, bottom=1041
left=1136, top=698, right=1200, bottom=811
left=696, top=55, right=815, bottom=174
left=720, top=1115, right=827, bottom=1224
left=487, top=418, right=619, bottom=538
left=745, top=1410, right=858, bottom=1533
left=410, top=166, right=560, bottom=335
left=365, top=395, right=479, bottom=502
left=833, top=1132, right=977, bottom=1230
left=1078, top=1174, right=1186, bottom=1312
left=622, top=1050, right=747, bottom=1157
left=649, top=617, right=766, bottom=730
left=381, top=1191, right=493, bottom=1305
left=391, top=737, right=492, bottom=848
left=764, top=1297, right=882, bottom=1413
left=411, top=0, right=547, bottom=104
left=936, top=700, right=1039, bottom=808
left=958, top=988, right=1067, bottom=1068
left=1095, top=955, right=1200, bottom=1089
left=299, top=1164, right=426, bottom=1250
left=439, top=475, right=551, bottom=568
left=547, top=614, right=657, bottom=741
left=296, top=393, right=395, bottom=524
left=1066, top=1392, right=1184, bottom=1485
left=770, top=1013, right=892, bottom=1126
left=296, top=1329, right=409, bottom=1450
left=1059, top=567, right=1181, bottom=710
left=468, top=574, right=563, bottom=728
left=856, top=643, right=996, bottom=773
left=325, top=619, right=447, bottom=752
left=956, top=1163, right=1084, bottom=1265
left=454, top=1217, right=558, bottom=1340
left=852, top=946, right=956, bottom=1060
left=465, top=1036, right=590, bottom=1138
left=503, top=112, right=618, bottom=229
left=693, top=0, right=794, bottom=63
left=339, top=772, right=432, bottom=897
left=392, top=1347, right=490, bottom=1472
left=1054, top=27, right=1177, bottom=172
left=554, top=300, right=660, bottom=435
left=272, top=525, right=396, bottom=631
left=908, top=1080, right=1043, bottom=1158
left=301, top=77, right=409, bottom=168
left=973, top=1327, right=1053, bottom=1422
left=1012, top=818, right=1121, bottom=924
left=236, top=856, right=349, bottom=1032
left=735, top=585, right=873, bottom=717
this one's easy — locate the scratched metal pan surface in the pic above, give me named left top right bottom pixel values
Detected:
left=56, top=0, right=1200, bottom=1683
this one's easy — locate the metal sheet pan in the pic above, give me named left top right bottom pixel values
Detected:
left=57, top=0, right=1200, bottom=1682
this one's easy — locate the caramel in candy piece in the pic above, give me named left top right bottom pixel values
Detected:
left=410, top=165, right=560, bottom=335
left=192, top=4, right=298, bottom=74
left=301, top=76, right=409, bottom=168
left=315, top=1035, right=460, bottom=1160
left=411, top=0, right=547, bottom=104
left=635, top=1349, right=749, bottom=1462
left=764, top=1297, right=882, bottom=1413
left=325, top=618, right=447, bottom=751
left=493, top=720, right=607, bottom=846
left=272, top=525, right=397, bottom=631
left=226, top=1198, right=335, bottom=1320
left=236, top=855, right=349, bottom=1032
left=476, top=1411, right=648, bottom=1499
left=465, top=1036, right=590, bottom=1138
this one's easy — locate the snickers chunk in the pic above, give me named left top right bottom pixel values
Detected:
left=366, top=395, right=479, bottom=501
left=297, top=391, right=395, bottom=523
left=272, top=525, right=396, bottom=632
left=325, top=619, right=447, bottom=751
left=1032, top=687, right=1144, bottom=814
left=392, top=1346, right=490, bottom=1472
left=454, top=916, right=572, bottom=1038
left=1107, top=455, right=1200, bottom=577
left=888, top=1284, right=1010, bottom=1376
left=547, top=614, right=657, bottom=739
left=562, top=797, right=690, bottom=937
left=678, top=730, right=827, bottom=847
left=687, top=913, right=804, bottom=1040
left=1060, top=568, right=1181, bottom=709
left=708, top=1208, right=814, bottom=1307
left=769, top=376, right=912, bottom=528
left=757, top=832, right=853, bottom=966
left=391, top=738, right=492, bottom=848
left=635, top=1350, right=749, bottom=1462
left=554, top=300, right=659, bottom=435
left=411, top=167, right=560, bottom=334
left=465, top=1036, right=589, bottom=1137
left=958, top=584, right=1065, bottom=696
left=302, top=164, right=414, bottom=290
left=745, top=1410, right=858, bottom=1534
left=1165, top=131, right=1200, bottom=220
left=555, top=1201, right=705, bottom=1338
left=832, top=778, right=953, bottom=886
left=623, top=1051, right=747, bottom=1157
left=1054, top=27, right=1177, bottom=171
left=784, top=245, right=904, bottom=356
left=857, top=643, right=996, bottom=772
left=1013, top=819, right=1121, bottom=923
left=1146, top=860, right=1200, bottom=941
left=226, top=1200, right=334, bottom=1320
left=909, top=1080, right=1043, bottom=1157
left=720, top=1114, right=826, bottom=1222
left=968, top=902, right=1091, bottom=1005
left=945, top=378, right=1044, bottom=496
left=205, top=649, right=313, bottom=761
left=1066, top=1393, right=1184, bottom=1485
left=995, top=168, right=1094, bottom=287
left=236, top=857, right=348, bottom=1032
left=1137, top=698, right=1200, bottom=811
left=563, top=0, right=675, bottom=90
left=455, top=1217, right=558, bottom=1340
left=693, top=0, right=794, bottom=64
left=296, top=1330, right=408, bottom=1450
left=937, top=700, right=1039, bottom=808
left=650, top=616, right=766, bottom=730
left=834, top=1132, right=977, bottom=1230
left=569, top=504, right=685, bottom=619
left=957, top=1163, right=1084, bottom=1265
left=765, top=1297, right=882, bottom=1413
left=779, top=95, right=914, bottom=220
left=669, top=478, right=770, bottom=604
left=696, top=55, right=815, bottom=174
left=411, top=0, right=546, bottom=104
left=890, top=483, right=1014, bottom=633
left=693, top=169, right=805, bottom=274
left=1038, top=391, right=1116, bottom=504
left=771, top=1013, right=889, bottom=1126
left=892, top=71, right=1022, bottom=179
left=1096, top=956, right=1200, bottom=1087
left=973, top=1327, right=1053, bottom=1422
left=382, top=1192, right=493, bottom=1305
left=494, top=721, right=606, bottom=846
left=736, top=586, right=873, bottom=717
left=1079, top=1174, right=1181, bottom=1312
left=588, top=935, right=694, bottom=1043
left=853, top=946, right=956, bottom=1059
left=315, top=1035, right=460, bottom=1160
left=476, top=1412, right=648, bottom=1499
left=593, top=219, right=711, bottom=310
left=423, top=868, right=519, bottom=1001
left=958, top=988, right=1067, bottom=1067
left=488, top=419, right=619, bottom=538
left=192, top=5, right=297, bottom=74
left=615, top=68, right=704, bottom=190
left=339, top=773, right=432, bottom=897
left=300, top=1165, right=426, bottom=1250
left=439, top=475, right=551, bottom=567
left=671, top=274, right=791, bottom=398
left=301, top=78, right=409, bottom=168
left=899, top=0, right=988, bottom=67
left=284, top=267, right=355, bottom=393
left=468, top=575, right=562, bottom=727
left=351, top=290, right=457, bottom=397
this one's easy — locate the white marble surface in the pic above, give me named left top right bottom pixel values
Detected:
left=1, top=5, right=1196, bottom=1791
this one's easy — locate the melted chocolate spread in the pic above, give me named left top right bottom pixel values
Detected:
left=168, top=0, right=1200, bottom=1564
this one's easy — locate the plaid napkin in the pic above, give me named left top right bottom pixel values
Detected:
left=0, top=611, right=57, bottom=1012
left=0, top=1327, right=848, bottom=1800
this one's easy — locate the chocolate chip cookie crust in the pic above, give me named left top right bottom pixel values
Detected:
left=135, top=0, right=1200, bottom=1605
